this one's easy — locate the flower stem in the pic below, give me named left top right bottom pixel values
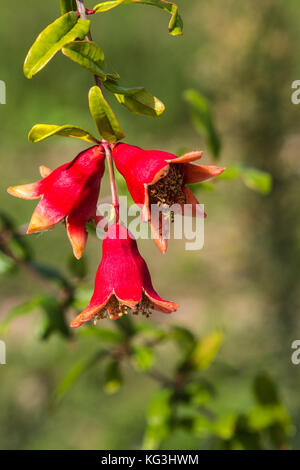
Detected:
left=75, top=0, right=102, bottom=88
left=76, top=0, right=120, bottom=221
left=104, top=143, right=120, bottom=223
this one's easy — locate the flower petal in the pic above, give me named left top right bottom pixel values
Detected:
left=182, top=187, right=206, bottom=218
left=27, top=197, right=65, bottom=233
left=141, top=185, right=151, bottom=222
left=66, top=216, right=88, bottom=259
left=149, top=216, right=168, bottom=254
left=7, top=181, right=43, bottom=200
left=70, top=294, right=112, bottom=328
left=150, top=164, right=170, bottom=185
left=165, top=151, right=203, bottom=164
left=39, top=165, right=52, bottom=178
left=144, top=289, right=178, bottom=314
left=184, top=163, right=225, bottom=184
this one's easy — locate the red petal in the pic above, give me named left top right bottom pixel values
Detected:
left=7, top=181, right=43, bottom=200
left=66, top=217, right=88, bottom=259
left=182, top=187, right=206, bottom=218
left=144, top=290, right=178, bottom=314
left=27, top=197, right=65, bottom=233
left=141, top=185, right=151, bottom=222
left=149, top=217, right=168, bottom=254
left=165, top=151, right=203, bottom=164
left=70, top=294, right=112, bottom=328
left=184, top=163, right=225, bottom=184
left=103, top=226, right=144, bottom=303
left=113, top=144, right=172, bottom=206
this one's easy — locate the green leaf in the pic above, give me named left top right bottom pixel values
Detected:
left=212, top=414, right=237, bottom=440
left=253, top=373, right=280, bottom=406
left=170, top=325, right=196, bottom=356
left=104, top=360, right=123, bottom=394
left=105, top=80, right=165, bottom=117
left=52, top=350, right=105, bottom=405
left=143, top=388, right=173, bottom=450
left=62, top=41, right=119, bottom=81
left=190, top=330, right=224, bottom=371
left=38, top=295, right=71, bottom=340
left=186, top=382, right=213, bottom=407
left=192, top=414, right=213, bottom=438
left=60, top=0, right=77, bottom=14
left=28, top=124, right=99, bottom=144
left=131, top=345, right=155, bottom=371
left=93, top=0, right=183, bottom=36
left=24, top=12, right=90, bottom=79
left=183, top=89, right=221, bottom=159
left=217, top=164, right=272, bottom=195
left=93, top=0, right=124, bottom=12
left=248, top=405, right=289, bottom=431
left=241, top=167, right=272, bottom=195
left=88, top=85, right=125, bottom=142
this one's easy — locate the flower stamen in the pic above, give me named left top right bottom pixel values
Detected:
left=149, top=164, right=185, bottom=207
left=94, top=293, right=155, bottom=322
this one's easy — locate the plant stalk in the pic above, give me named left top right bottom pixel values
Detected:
left=76, top=0, right=120, bottom=221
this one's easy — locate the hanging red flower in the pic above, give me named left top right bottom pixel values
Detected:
left=112, top=143, right=225, bottom=252
left=7, top=145, right=106, bottom=259
left=70, top=224, right=178, bottom=328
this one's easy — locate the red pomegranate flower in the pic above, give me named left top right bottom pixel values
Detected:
left=7, top=145, right=106, bottom=259
left=70, top=224, right=178, bottom=328
left=112, top=143, right=225, bottom=253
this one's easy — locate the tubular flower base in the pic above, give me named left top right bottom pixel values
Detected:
left=112, top=143, right=225, bottom=253
left=71, top=224, right=178, bottom=328
left=7, top=145, right=106, bottom=259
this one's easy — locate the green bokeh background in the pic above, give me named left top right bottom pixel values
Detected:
left=0, top=0, right=300, bottom=449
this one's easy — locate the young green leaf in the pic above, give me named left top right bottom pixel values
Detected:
left=62, top=41, right=119, bottom=81
left=184, top=89, right=221, bottom=159
left=241, top=167, right=272, bottom=195
left=131, top=345, right=155, bottom=371
left=104, top=81, right=165, bottom=117
left=24, top=12, right=90, bottom=79
left=93, top=0, right=183, bottom=36
left=217, top=164, right=272, bottom=195
left=28, top=124, right=99, bottom=144
left=190, top=330, right=224, bottom=371
left=88, top=85, right=125, bottom=142
left=93, top=0, right=124, bottom=13
left=60, top=0, right=77, bottom=14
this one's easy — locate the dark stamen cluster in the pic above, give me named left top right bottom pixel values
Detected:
left=95, top=293, right=155, bottom=322
left=149, top=164, right=185, bottom=207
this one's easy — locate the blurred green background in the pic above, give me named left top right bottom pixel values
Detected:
left=0, top=0, right=300, bottom=450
